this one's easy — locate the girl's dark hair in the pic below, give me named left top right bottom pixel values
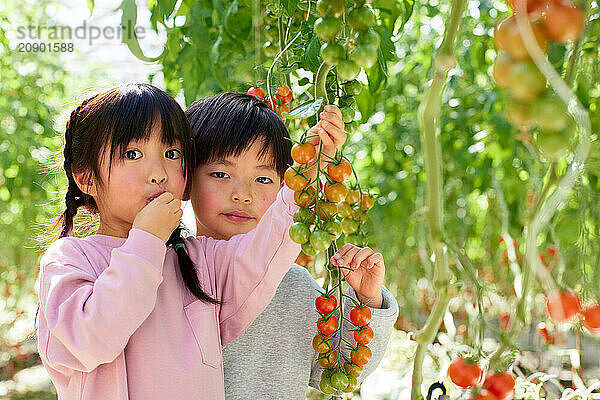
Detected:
left=184, top=92, right=293, bottom=178
left=59, top=83, right=219, bottom=305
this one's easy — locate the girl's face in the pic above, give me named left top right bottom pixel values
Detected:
left=190, top=140, right=282, bottom=240
left=80, top=122, right=186, bottom=238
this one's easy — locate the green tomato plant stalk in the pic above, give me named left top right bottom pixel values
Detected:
left=410, top=0, right=467, bottom=397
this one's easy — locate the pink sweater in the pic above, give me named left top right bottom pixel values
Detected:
left=36, top=187, right=300, bottom=400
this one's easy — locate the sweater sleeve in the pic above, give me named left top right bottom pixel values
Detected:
left=187, top=186, right=301, bottom=347
left=37, top=229, right=166, bottom=372
left=308, top=285, right=399, bottom=391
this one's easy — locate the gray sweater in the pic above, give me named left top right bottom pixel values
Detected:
left=222, top=264, right=399, bottom=399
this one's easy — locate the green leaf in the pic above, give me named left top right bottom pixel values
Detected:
left=119, top=0, right=161, bottom=62
left=281, top=0, right=299, bottom=17
left=302, top=35, right=321, bottom=73
left=158, top=0, right=178, bottom=19
left=87, top=0, right=94, bottom=16
left=283, top=98, right=324, bottom=119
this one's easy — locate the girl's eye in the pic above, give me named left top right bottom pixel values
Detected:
left=165, top=149, right=182, bottom=159
left=256, top=176, right=274, bottom=184
left=210, top=172, right=229, bottom=179
left=124, top=150, right=142, bottom=160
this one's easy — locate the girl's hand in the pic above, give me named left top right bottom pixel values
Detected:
left=330, top=244, right=385, bottom=309
left=132, top=192, right=183, bottom=243
left=305, top=105, right=346, bottom=178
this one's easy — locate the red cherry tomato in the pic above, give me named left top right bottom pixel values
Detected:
left=247, top=86, right=265, bottom=99
left=354, top=326, right=374, bottom=345
left=483, top=371, right=515, bottom=400
left=546, top=291, right=581, bottom=322
left=470, top=390, right=499, bottom=400
left=448, top=357, right=482, bottom=388
left=582, top=304, right=600, bottom=332
left=317, top=315, right=339, bottom=336
left=276, top=85, right=293, bottom=104
left=547, top=244, right=557, bottom=257
left=542, top=0, right=585, bottom=44
left=350, top=306, right=372, bottom=326
left=315, top=294, right=337, bottom=315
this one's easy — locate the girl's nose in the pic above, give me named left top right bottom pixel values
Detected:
left=148, top=164, right=168, bottom=185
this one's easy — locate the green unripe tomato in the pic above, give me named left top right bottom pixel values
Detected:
left=508, top=61, right=546, bottom=102
left=337, top=59, right=361, bottom=81
left=348, top=6, right=375, bottom=32
left=294, top=208, right=316, bottom=225
left=314, top=17, right=342, bottom=42
left=310, top=230, right=332, bottom=252
left=536, top=129, right=571, bottom=160
left=531, top=94, right=572, bottom=132
left=324, top=220, right=343, bottom=239
left=342, top=375, right=358, bottom=392
left=331, top=371, right=350, bottom=390
left=289, top=222, right=310, bottom=244
left=320, top=375, right=336, bottom=394
left=343, top=80, right=363, bottom=96
left=317, top=0, right=345, bottom=17
left=263, top=42, right=279, bottom=57
left=341, top=218, right=359, bottom=235
left=341, top=106, right=356, bottom=123
left=505, top=97, right=533, bottom=128
left=351, top=45, right=378, bottom=68
left=320, top=42, right=345, bottom=65
left=356, top=28, right=380, bottom=47
left=302, top=241, right=318, bottom=256
left=264, top=25, right=278, bottom=41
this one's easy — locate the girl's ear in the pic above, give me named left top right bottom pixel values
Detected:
left=73, top=171, right=98, bottom=197
left=181, top=187, right=191, bottom=201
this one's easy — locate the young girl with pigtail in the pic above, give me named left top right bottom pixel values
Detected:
left=36, top=83, right=344, bottom=400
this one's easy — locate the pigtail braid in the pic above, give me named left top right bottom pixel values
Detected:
left=167, top=227, right=221, bottom=304
left=59, top=98, right=96, bottom=238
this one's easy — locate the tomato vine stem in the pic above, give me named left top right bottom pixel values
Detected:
left=410, top=0, right=466, bottom=396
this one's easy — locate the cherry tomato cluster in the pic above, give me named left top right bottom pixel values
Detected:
left=285, top=140, right=375, bottom=263
left=543, top=290, right=600, bottom=334
left=315, top=292, right=374, bottom=394
left=247, top=84, right=294, bottom=119
left=315, top=0, right=379, bottom=81
left=449, top=358, right=516, bottom=400
left=492, top=0, right=585, bottom=160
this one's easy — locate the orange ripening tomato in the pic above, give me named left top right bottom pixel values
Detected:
left=312, top=334, right=333, bottom=353
left=494, top=16, right=548, bottom=60
left=448, top=357, right=482, bottom=388
left=324, top=182, right=348, bottom=203
left=350, top=345, right=372, bottom=366
left=546, top=290, right=581, bottom=322
left=291, top=142, right=316, bottom=164
left=541, top=0, right=585, bottom=44
left=276, top=85, right=293, bottom=104
left=327, top=159, right=353, bottom=182
left=247, top=86, right=265, bottom=99
left=318, top=350, right=338, bottom=368
left=284, top=167, right=309, bottom=191
left=507, top=0, right=550, bottom=17
left=354, top=326, right=374, bottom=345
left=581, top=304, right=600, bottom=332
left=294, top=186, right=316, bottom=207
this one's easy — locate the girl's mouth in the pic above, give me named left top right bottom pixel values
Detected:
left=146, top=190, right=166, bottom=205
